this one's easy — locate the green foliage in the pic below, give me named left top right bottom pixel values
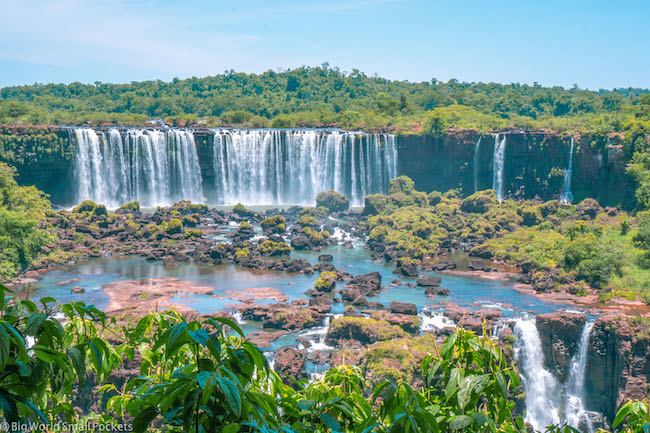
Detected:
left=0, top=285, right=119, bottom=425
left=233, top=203, right=252, bottom=217
left=261, top=215, right=286, bottom=233
left=388, top=175, right=416, bottom=195
left=72, top=200, right=107, bottom=217
left=314, top=271, right=337, bottom=292
left=165, top=218, right=182, bottom=235
left=0, top=284, right=644, bottom=432
left=327, top=317, right=408, bottom=345
left=315, top=190, right=350, bottom=213
left=297, top=214, right=319, bottom=227
left=363, top=193, right=388, bottom=215
left=259, top=240, right=291, bottom=256
left=460, top=190, right=498, bottom=213
left=0, top=163, right=53, bottom=279
left=183, top=228, right=204, bottom=239
left=1, top=65, right=645, bottom=132
left=612, top=400, right=650, bottom=433
left=118, top=201, right=140, bottom=212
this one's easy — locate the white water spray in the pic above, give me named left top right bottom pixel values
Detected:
left=492, top=134, right=507, bottom=202
left=560, top=137, right=575, bottom=204
left=514, top=317, right=561, bottom=431
left=564, top=321, right=595, bottom=433
left=73, top=127, right=204, bottom=208
left=210, top=130, right=398, bottom=206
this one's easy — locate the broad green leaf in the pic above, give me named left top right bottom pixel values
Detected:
left=132, top=405, right=158, bottom=433
left=449, top=415, right=473, bottom=430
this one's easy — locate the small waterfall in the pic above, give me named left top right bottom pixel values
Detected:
left=492, top=134, right=507, bottom=202
left=210, top=130, right=398, bottom=206
left=514, top=317, right=561, bottom=431
left=560, top=137, right=575, bottom=204
left=565, top=321, right=595, bottom=433
left=473, top=137, right=482, bottom=192
left=419, top=310, right=456, bottom=332
left=73, top=127, right=204, bottom=208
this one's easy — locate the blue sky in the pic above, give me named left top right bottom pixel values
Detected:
left=0, top=0, right=648, bottom=90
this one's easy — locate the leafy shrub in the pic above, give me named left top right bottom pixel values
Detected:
left=387, top=175, right=415, bottom=195
left=232, top=202, right=252, bottom=216
left=261, top=215, right=286, bottom=233
left=460, top=190, right=497, bottom=213
left=165, top=218, right=182, bottom=234
left=297, top=214, right=319, bottom=227
left=315, top=190, right=350, bottom=212
left=259, top=240, right=291, bottom=256
left=118, top=200, right=140, bottom=212
left=315, top=271, right=337, bottom=291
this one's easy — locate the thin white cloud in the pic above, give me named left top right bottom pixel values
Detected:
left=0, top=0, right=261, bottom=75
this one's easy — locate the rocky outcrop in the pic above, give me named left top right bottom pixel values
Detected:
left=536, top=312, right=586, bottom=382
left=274, top=347, right=308, bottom=385
left=586, top=315, right=650, bottom=422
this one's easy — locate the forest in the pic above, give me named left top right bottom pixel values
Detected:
left=0, top=64, right=649, bottom=135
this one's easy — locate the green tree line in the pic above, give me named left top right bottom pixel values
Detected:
left=1, top=64, right=649, bottom=133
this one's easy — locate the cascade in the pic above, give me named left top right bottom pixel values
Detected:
left=473, top=137, right=482, bottom=192
left=492, top=134, right=507, bottom=202
left=513, top=317, right=561, bottom=431
left=564, top=321, right=595, bottom=433
left=73, top=127, right=204, bottom=208
left=560, top=137, right=575, bottom=204
left=210, top=129, right=398, bottom=206
left=72, top=127, right=398, bottom=208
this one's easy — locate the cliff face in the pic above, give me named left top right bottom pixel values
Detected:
left=536, top=313, right=650, bottom=423
left=397, top=130, right=636, bottom=208
left=0, top=126, right=636, bottom=209
left=0, top=126, right=76, bottom=205
left=586, top=316, right=650, bottom=421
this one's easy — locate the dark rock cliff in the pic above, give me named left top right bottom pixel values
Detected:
left=397, top=130, right=636, bottom=208
left=0, top=126, right=636, bottom=209
left=586, top=315, right=650, bottom=422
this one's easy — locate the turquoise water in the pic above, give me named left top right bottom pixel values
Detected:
left=25, top=244, right=569, bottom=316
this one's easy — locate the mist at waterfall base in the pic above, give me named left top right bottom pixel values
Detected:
left=514, top=317, right=597, bottom=433
left=72, top=128, right=398, bottom=208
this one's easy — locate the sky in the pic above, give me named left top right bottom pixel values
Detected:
left=0, top=0, right=648, bottom=90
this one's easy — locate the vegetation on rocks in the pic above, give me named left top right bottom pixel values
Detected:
left=259, top=240, right=291, bottom=256
left=326, top=317, right=408, bottom=345
left=261, top=215, right=287, bottom=233
left=0, top=163, right=53, bottom=279
left=316, top=190, right=350, bottom=212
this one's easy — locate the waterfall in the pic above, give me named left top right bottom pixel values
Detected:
left=210, top=129, right=398, bottom=206
left=73, top=127, right=204, bottom=208
left=473, top=137, right=482, bottom=192
left=564, top=321, right=595, bottom=433
left=492, top=134, right=507, bottom=202
left=72, top=127, right=398, bottom=208
left=514, top=317, right=561, bottom=431
left=560, top=137, right=575, bottom=204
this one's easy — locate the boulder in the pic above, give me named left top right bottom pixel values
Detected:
left=274, top=347, right=308, bottom=384
left=394, top=260, right=418, bottom=277
left=345, top=272, right=382, bottom=296
left=318, top=254, right=333, bottom=262
left=70, top=286, right=85, bottom=294
left=389, top=301, right=417, bottom=315
left=416, top=276, right=441, bottom=287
